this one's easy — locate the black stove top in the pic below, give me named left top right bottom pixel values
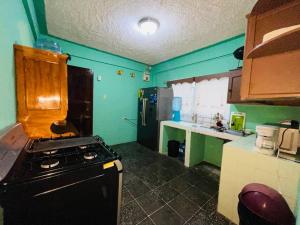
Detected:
left=6, top=135, right=119, bottom=183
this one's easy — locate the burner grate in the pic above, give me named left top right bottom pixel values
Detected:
left=28, top=137, right=99, bottom=153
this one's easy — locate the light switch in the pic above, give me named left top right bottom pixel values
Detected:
left=97, top=75, right=102, bottom=81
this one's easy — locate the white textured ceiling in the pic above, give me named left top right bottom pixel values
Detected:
left=45, top=0, right=257, bottom=65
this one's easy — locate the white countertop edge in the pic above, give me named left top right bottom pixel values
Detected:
left=160, top=120, right=241, bottom=141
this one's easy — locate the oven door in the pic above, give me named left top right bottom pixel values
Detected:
left=2, top=163, right=121, bottom=225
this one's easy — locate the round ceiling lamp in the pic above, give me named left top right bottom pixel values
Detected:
left=138, top=17, right=160, bottom=35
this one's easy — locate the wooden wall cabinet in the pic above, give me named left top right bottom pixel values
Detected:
left=15, top=45, right=71, bottom=138
left=241, top=0, right=300, bottom=100
left=227, top=70, right=242, bottom=104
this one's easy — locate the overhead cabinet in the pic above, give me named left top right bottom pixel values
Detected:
left=14, top=45, right=72, bottom=138
left=241, top=0, right=300, bottom=100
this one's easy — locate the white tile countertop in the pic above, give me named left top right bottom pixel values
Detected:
left=218, top=134, right=300, bottom=224
left=224, top=134, right=300, bottom=163
left=160, top=121, right=242, bottom=141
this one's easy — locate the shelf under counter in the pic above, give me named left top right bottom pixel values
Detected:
left=159, top=121, right=244, bottom=167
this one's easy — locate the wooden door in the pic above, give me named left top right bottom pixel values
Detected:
left=67, top=66, right=93, bottom=136
left=15, top=45, right=70, bottom=138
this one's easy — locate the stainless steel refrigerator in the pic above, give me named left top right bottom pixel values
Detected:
left=137, top=87, right=173, bottom=151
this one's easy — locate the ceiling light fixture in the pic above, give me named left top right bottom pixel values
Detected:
left=138, top=17, right=160, bottom=35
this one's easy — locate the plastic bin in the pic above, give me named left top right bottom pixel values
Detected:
left=238, top=183, right=295, bottom=225
left=168, top=140, right=180, bottom=157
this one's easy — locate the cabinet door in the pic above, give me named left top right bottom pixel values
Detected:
left=241, top=1, right=300, bottom=100
left=227, top=75, right=242, bottom=104
left=15, top=45, right=69, bottom=138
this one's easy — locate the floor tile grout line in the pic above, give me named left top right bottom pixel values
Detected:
left=128, top=170, right=188, bottom=203
left=165, top=202, right=186, bottom=221
left=126, top=167, right=217, bottom=221
left=133, top=196, right=157, bottom=225
left=131, top=188, right=172, bottom=220
left=183, top=207, right=203, bottom=225
left=163, top=191, right=204, bottom=224
left=118, top=143, right=223, bottom=225
left=200, top=192, right=218, bottom=209
left=156, top=189, right=188, bottom=223
left=136, top=216, right=155, bottom=225
left=141, top=170, right=188, bottom=193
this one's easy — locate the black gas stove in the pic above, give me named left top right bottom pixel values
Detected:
left=0, top=124, right=123, bottom=225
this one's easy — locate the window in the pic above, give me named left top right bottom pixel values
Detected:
left=194, top=77, right=230, bottom=127
left=172, top=77, right=230, bottom=128
left=172, top=82, right=195, bottom=122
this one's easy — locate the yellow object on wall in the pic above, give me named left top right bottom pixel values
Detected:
left=116, top=70, right=124, bottom=75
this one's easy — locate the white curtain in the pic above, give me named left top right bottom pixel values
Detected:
left=172, top=82, right=195, bottom=122
left=194, top=77, right=230, bottom=127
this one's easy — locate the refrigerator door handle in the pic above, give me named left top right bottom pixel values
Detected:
left=142, top=98, right=147, bottom=126
left=140, top=111, right=144, bottom=126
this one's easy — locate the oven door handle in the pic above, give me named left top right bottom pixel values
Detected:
left=33, top=174, right=105, bottom=197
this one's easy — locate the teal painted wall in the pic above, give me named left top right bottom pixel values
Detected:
left=152, top=35, right=300, bottom=130
left=0, top=0, right=35, bottom=130
left=22, top=0, right=40, bottom=39
left=39, top=35, right=151, bottom=145
left=0, top=0, right=152, bottom=145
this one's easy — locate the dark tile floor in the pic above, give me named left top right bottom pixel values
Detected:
left=113, top=142, right=235, bottom=225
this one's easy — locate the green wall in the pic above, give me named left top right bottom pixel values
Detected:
left=152, top=34, right=300, bottom=130
left=0, top=0, right=35, bottom=130
left=0, top=0, right=152, bottom=145
left=39, top=35, right=152, bottom=145
left=152, top=34, right=300, bottom=167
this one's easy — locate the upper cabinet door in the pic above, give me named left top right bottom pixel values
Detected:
left=227, top=73, right=242, bottom=104
left=23, top=55, right=62, bottom=110
left=14, top=44, right=69, bottom=138
left=241, top=0, right=300, bottom=100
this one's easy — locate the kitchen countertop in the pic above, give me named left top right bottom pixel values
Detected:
left=160, top=121, right=243, bottom=141
left=225, top=134, right=300, bottom=163
left=218, top=133, right=300, bottom=224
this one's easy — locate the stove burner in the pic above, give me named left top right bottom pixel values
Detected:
left=41, top=159, right=60, bottom=169
left=79, top=145, right=88, bottom=150
left=84, top=152, right=97, bottom=160
left=43, top=150, right=58, bottom=155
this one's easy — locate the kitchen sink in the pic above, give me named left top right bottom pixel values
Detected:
left=223, top=129, right=246, bottom=137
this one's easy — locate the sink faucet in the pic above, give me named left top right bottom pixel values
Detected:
left=192, top=113, right=198, bottom=124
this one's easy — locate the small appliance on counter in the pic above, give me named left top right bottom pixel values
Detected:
left=277, top=120, right=300, bottom=155
left=255, top=125, right=279, bottom=155
left=255, top=120, right=300, bottom=157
